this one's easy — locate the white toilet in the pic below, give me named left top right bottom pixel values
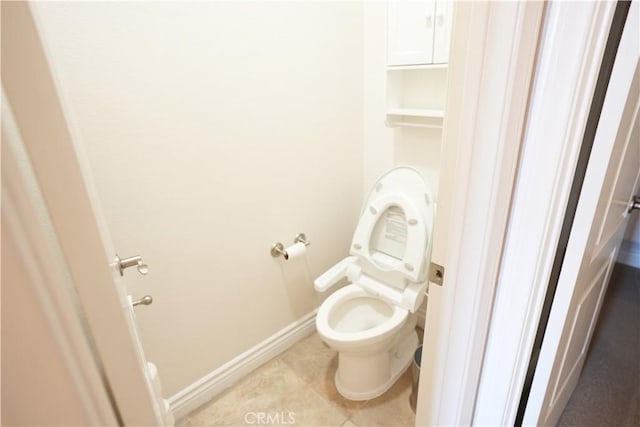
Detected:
left=314, top=166, right=434, bottom=401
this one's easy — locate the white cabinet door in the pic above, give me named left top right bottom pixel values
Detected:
left=387, top=0, right=436, bottom=66
left=433, top=0, right=453, bottom=63
left=524, top=4, right=640, bottom=424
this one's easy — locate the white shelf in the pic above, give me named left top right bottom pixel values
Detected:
left=385, top=112, right=443, bottom=129
left=386, top=108, right=445, bottom=118
left=387, top=63, right=448, bottom=71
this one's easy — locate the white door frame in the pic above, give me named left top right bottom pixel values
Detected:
left=473, top=1, right=618, bottom=425
left=416, top=2, right=545, bottom=424
left=417, top=1, right=621, bottom=425
left=2, top=3, right=162, bottom=425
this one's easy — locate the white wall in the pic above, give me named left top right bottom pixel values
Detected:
left=33, top=2, right=363, bottom=396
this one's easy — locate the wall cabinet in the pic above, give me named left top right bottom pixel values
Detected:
left=386, top=0, right=452, bottom=128
left=387, top=0, right=452, bottom=66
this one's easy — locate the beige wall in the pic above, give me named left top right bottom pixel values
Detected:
left=33, top=2, right=363, bottom=396
left=362, top=1, right=395, bottom=191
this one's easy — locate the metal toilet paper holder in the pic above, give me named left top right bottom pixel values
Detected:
left=271, top=233, right=310, bottom=260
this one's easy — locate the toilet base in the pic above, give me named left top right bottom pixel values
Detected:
left=334, top=327, right=419, bottom=401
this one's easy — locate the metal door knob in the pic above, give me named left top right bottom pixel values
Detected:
left=132, top=295, right=153, bottom=307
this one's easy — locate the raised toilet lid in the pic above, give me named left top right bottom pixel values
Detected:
left=349, top=167, right=433, bottom=286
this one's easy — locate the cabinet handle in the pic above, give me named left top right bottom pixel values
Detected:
left=425, top=15, right=433, bottom=28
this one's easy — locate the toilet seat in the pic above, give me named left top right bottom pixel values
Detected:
left=350, top=193, right=427, bottom=281
left=316, top=285, right=408, bottom=349
left=350, top=167, right=433, bottom=290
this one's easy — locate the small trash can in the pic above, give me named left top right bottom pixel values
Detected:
left=409, top=344, right=422, bottom=413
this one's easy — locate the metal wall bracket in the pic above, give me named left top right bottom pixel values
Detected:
left=429, top=262, right=445, bottom=286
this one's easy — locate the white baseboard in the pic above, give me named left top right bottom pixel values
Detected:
left=168, top=310, right=317, bottom=422
left=617, top=239, right=640, bottom=269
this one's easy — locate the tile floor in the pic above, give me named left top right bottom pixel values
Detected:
left=181, top=332, right=417, bottom=427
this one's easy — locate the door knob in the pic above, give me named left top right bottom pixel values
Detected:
left=115, top=254, right=149, bottom=276
left=132, top=295, right=153, bottom=307
left=627, top=196, right=640, bottom=213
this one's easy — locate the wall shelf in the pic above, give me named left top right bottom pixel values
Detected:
left=385, top=113, right=443, bottom=129
left=385, top=67, right=447, bottom=128
left=387, top=63, right=448, bottom=71
left=386, top=108, right=444, bottom=118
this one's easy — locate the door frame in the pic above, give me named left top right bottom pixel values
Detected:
left=417, top=1, right=620, bottom=425
left=471, top=1, right=620, bottom=425
left=416, top=1, right=545, bottom=424
left=2, top=3, right=162, bottom=425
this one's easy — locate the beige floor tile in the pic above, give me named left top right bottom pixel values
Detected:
left=279, top=333, right=367, bottom=414
left=348, top=368, right=415, bottom=427
left=189, top=358, right=348, bottom=427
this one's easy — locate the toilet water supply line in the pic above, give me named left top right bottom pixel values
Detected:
left=271, top=233, right=310, bottom=260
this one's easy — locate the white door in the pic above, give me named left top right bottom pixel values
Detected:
left=387, top=0, right=436, bottom=66
left=524, top=3, right=640, bottom=424
left=2, top=3, right=170, bottom=425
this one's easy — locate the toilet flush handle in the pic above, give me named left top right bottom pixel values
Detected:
left=314, top=256, right=358, bottom=292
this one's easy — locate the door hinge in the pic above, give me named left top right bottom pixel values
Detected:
left=429, top=262, right=445, bottom=286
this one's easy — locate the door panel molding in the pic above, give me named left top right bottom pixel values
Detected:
left=548, top=252, right=613, bottom=410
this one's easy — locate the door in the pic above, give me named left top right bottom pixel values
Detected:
left=523, top=3, right=640, bottom=424
left=2, top=3, right=170, bottom=425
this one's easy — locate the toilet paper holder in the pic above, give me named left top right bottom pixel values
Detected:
left=271, top=233, right=310, bottom=260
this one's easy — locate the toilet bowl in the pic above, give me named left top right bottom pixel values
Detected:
left=316, top=284, right=418, bottom=400
left=314, top=167, right=433, bottom=400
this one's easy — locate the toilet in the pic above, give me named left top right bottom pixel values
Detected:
left=314, top=166, right=434, bottom=401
